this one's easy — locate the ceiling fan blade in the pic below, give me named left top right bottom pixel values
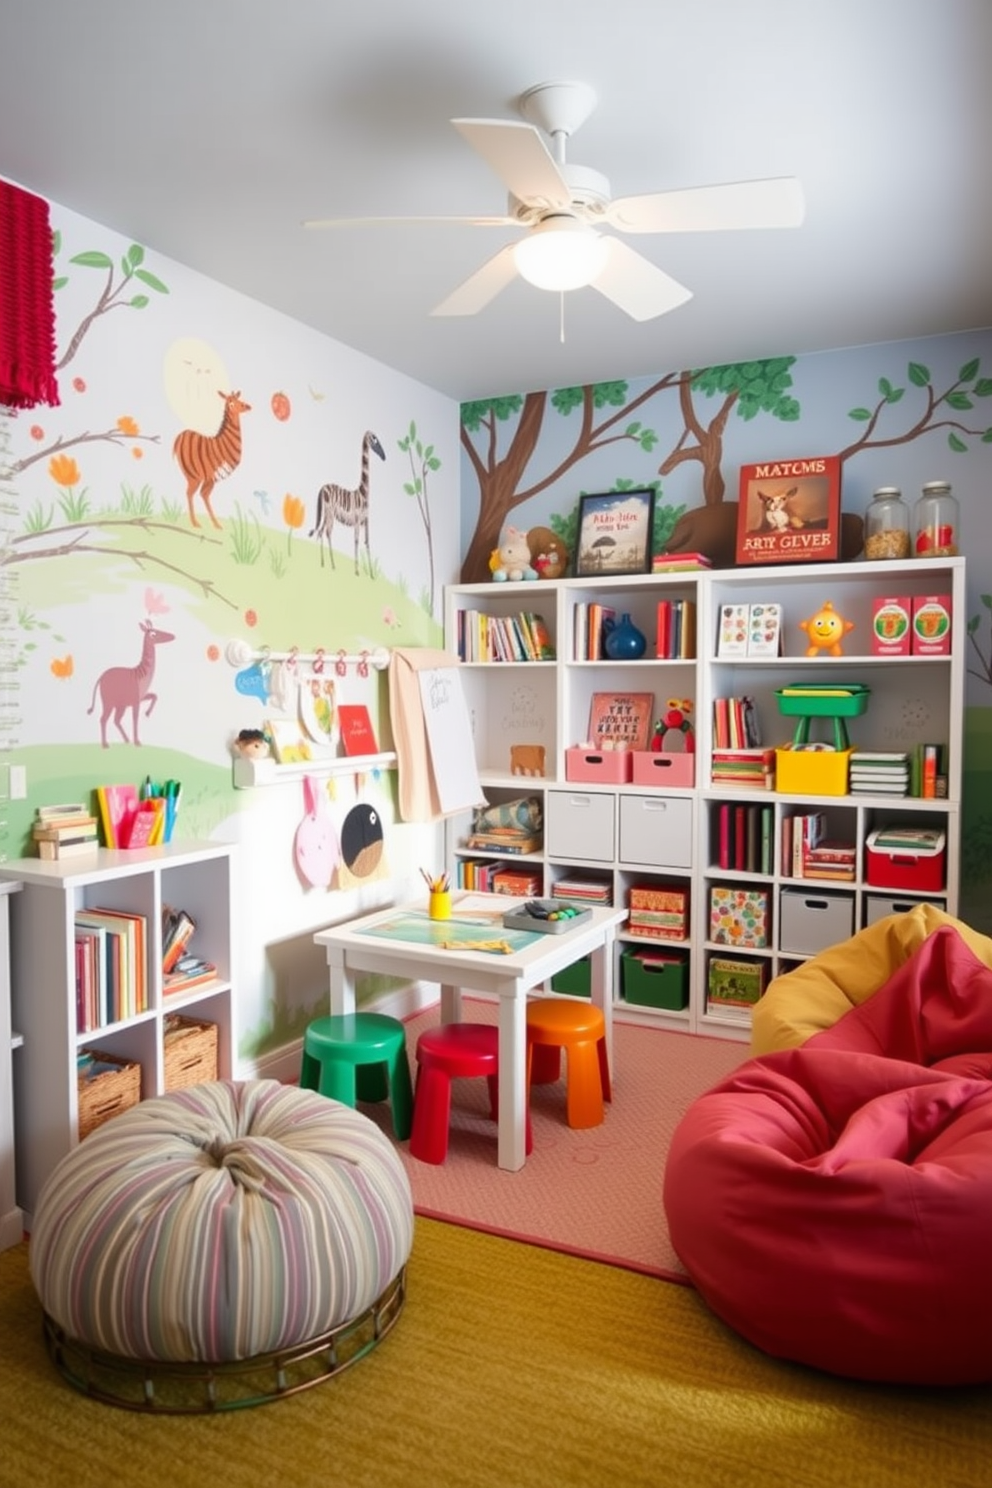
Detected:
left=607, top=177, right=805, bottom=234
left=590, top=238, right=692, bottom=322
left=303, top=213, right=516, bottom=230
left=430, top=243, right=520, bottom=317
left=452, top=118, right=571, bottom=208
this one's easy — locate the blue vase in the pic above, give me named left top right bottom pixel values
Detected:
left=603, top=612, right=646, bottom=660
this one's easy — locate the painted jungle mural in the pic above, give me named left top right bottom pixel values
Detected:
left=2, top=193, right=459, bottom=1062
left=459, top=336, right=992, bottom=931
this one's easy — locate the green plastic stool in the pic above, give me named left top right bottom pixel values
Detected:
left=300, top=1013, right=414, bottom=1141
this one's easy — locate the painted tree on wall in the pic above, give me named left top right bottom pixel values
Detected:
left=459, top=360, right=800, bottom=581
left=462, top=355, right=992, bottom=583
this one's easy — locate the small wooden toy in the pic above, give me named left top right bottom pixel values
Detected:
left=799, top=601, right=855, bottom=657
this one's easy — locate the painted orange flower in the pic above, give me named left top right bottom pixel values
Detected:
left=29, top=425, right=44, bottom=441
left=72, top=377, right=86, bottom=393
left=206, top=644, right=220, bottom=662
left=131, top=447, right=143, bottom=459
left=117, top=415, right=139, bottom=435
left=245, top=609, right=257, bottom=628
left=50, top=655, right=74, bottom=679
left=48, top=453, right=80, bottom=487
left=283, top=493, right=305, bottom=555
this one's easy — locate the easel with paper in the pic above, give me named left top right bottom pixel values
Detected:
left=417, top=666, right=483, bottom=814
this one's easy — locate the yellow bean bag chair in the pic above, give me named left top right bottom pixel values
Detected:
left=750, top=903, right=992, bottom=1055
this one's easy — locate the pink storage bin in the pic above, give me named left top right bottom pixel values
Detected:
left=631, top=752, right=695, bottom=788
left=565, top=748, right=633, bottom=784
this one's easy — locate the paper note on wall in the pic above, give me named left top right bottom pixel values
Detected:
left=417, top=667, right=483, bottom=814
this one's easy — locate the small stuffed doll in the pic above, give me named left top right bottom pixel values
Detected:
left=235, top=727, right=271, bottom=759
left=491, top=525, right=537, bottom=582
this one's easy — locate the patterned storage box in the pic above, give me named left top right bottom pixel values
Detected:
left=628, top=884, right=689, bottom=940
left=709, top=886, right=769, bottom=949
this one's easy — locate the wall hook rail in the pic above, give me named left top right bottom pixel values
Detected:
left=225, top=640, right=390, bottom=673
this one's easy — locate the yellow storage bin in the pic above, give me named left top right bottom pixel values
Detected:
left=775, top=745, right=852, bottom=797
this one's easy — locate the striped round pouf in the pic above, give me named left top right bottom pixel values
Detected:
left=29, top=1079, right=414, bottom=1409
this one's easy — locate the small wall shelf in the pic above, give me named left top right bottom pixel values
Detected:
left=233, top=751, right=397, bottom=789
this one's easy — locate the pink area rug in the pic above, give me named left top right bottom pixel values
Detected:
left=361, top=1000, right=747, bottom=1281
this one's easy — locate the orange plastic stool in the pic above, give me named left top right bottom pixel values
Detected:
left=410, top=1023, right=533, bottom=1165
left=526, top=998, right=612, bottom=1130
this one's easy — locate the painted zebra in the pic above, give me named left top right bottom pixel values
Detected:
left=173, top=389, right=251, bottom=529
left=309, top=430, right=385, bottom=574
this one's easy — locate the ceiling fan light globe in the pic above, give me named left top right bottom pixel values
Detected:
left=514, top=218, right=610, bottom=291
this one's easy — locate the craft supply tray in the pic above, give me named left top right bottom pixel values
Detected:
left=503, top=901, right=592, bottom=934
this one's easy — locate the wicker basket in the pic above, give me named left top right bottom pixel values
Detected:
left=163, top=1013, right=219, bottom=1091
left=77, top=1047, right=142, bottom=1140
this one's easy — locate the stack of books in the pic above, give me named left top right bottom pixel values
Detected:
left=33, top=802, right=100, bottom=860
left=803, top=840, right=857, bottom=882
left=849, top=751, right=910, bottom=796
left=552, top=875, right=613, bottom=905
left=710, top=747, right=776, bottom=790
left=465, top=827, right=542, bottom=856
left=651, top=551, right=713, bottom=573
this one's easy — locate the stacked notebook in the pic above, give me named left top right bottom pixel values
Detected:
left=849, top=751, right=910, bottom=796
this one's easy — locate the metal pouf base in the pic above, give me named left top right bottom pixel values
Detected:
left=41, top=1267, right=407, bottom=1413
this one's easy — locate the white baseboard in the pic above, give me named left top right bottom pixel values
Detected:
left=0, top=1205, right=24, bottom=1250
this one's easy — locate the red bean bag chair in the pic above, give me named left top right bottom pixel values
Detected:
left=664, top=926, right=992, bottom=1384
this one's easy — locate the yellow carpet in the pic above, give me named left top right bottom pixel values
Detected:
left=1, top=1218, right=990, bottom=1488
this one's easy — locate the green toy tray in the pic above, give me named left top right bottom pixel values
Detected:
left=775, top=684, right=871, bottom=719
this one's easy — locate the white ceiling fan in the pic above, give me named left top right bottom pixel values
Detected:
left=304, top=80, right=804, bottom=322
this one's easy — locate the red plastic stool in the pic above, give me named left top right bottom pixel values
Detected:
left=526, top=998, right=612, bottom=1130
left=410, top=1023, right=533, bottom=1166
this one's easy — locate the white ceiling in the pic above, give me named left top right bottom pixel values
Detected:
left=3, top=0, right=991, bottom=402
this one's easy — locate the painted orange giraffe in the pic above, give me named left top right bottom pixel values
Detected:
left=173, top=388, right=251, bottom=528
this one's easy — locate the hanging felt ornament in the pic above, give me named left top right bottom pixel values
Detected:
left=234, top=661, right=270, bottom=703
left=293, top=774, right=340, bottom=889
left=334, top=802, right=388, bottom=890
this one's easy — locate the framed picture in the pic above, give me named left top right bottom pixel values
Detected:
left=587, top=691, right=655, bottom=752
left=575, top=488, right=655, bottom=576
left=736, top=456, right=842, bottom=566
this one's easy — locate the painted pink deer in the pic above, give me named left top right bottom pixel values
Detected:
left=87, top=621, right=175, bottom=747
left=173, top=388, right=251, bottom=529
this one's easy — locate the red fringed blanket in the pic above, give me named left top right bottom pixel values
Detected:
left=0, top=180, right=60, bottom=410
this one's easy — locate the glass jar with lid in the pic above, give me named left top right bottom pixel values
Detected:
left=864, top=486, right=910, bottom=560
left=913, top=481, right=960, bottom=557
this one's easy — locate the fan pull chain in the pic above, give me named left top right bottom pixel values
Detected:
left=559, top=292, right=566, bottom=344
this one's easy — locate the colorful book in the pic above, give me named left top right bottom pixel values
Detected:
left=337, top=704, right=379, bottom=756
left=95, top=784, right=139, bottom=849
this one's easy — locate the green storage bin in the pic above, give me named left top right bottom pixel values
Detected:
left=550, top=954, right=591, bottom=998
left=621, top=949, right=689, bottom=1010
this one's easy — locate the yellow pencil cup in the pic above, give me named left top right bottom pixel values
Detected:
left=428, top=890, right=452, bottom=921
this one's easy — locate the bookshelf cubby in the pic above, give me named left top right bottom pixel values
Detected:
left=0, top=841, right=236, bottom=1225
